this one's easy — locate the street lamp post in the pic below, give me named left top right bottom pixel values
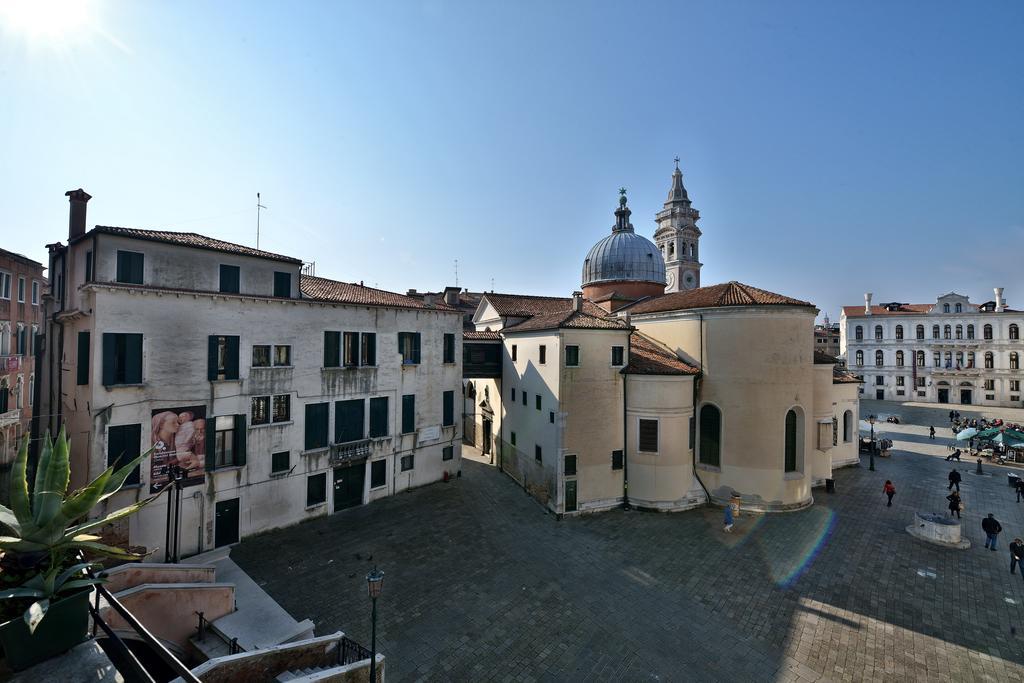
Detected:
left=868, top=414, right=877, bottom=472
left=366, top=567, right=384, bottom=683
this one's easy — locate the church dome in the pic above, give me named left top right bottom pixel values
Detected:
left=582, top=191, right=666, bottom=288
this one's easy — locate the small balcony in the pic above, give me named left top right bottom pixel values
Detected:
left=330, top=439, right=371, bottom=465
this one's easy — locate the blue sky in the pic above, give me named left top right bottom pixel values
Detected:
left=2, top=1, right=1022, bottom=320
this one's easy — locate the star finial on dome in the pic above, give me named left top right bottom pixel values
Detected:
left=618, top=187, right=627, bottom=207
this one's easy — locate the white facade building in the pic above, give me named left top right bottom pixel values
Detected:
left=40, top=190, right=463, bottom=558
left=840, top=290, right=1024, bottom=407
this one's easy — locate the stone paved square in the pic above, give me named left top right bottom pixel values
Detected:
left=233, top=401, right=1024, bottom=682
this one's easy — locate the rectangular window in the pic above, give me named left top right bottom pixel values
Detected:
left=539, top=345, right=547, bottom=364
left=896, top=376, right=904, bottom=387
left=876, top=376, right=884, bottom=386
left=1012, top=380, right=1021, bottom=392
left=535, top=445, right=542, bottom=462
left=370, top=460, right=387, bottom=488
left=564, top=454, right=577, bottom=476
left=443, top=446, right=454, bottom=461
left=251, top=396, right=270, bottom=425
left=984, top=379, right=995, bottom=391
left=443, top=390, right=455, bottom=426
left=565, top=345, right=580, bottom=367
left=273, top=394, right=291, bottom=422
left=115, top=250, right=144, bottom=284
left=400, top=454, right=414, bottom=471
left=274, top=345, right=291, bottom=366
left=401, top=394, right=416, bottom=434
left=511, top=431, right=517, bottom=446
left=443, top=333, right=455, bottom=364
left=522, top=391, right=527, bottom=406
left=917, top=377, right=926, bottom=388
left=84, top=252, right=93, bottom=282
left=689, top=416, right=696, bottom=449
left=611, top=346, right=624, bottom=367
left=306, top=473, right=327, bottom=506
left=271, top=451, right=290, bottom=474
left=549, top=411, right=555, bottom=424
left=369, top=397, right=388, bottom=437
left=361, top=333, right=376, bottom=366
left=102, top=333, right=143, bottom=385
left=324, top=331, right=341, bottom=367
left=209, top=414, right=247, bottom=470
left=252, top=345, right=271, bottom=367
left=511, top=387, right=516, bottom=402
left=31, top=280, right=39, bottom=305
left=511, top=345, right=517, bottom=362
left=638, top=419, right=659, bottom=453
left=273, top=271, right=292, bottom=298
left=0, top=271, right=9, bottom=299
left=335, top=399, right=365, bottom=443
left=219, top=264, right=240, bottom=293
left=17, top=277, right=25, bottom=303
left=535, top=395, right=542, bottom=411
left=612, top=449, right=624, bottom=470
left=208, top=335, right=240, bottom=381
left=76, top=331, right=90, bottom=385
left=343, top=332, right=360, bottom=366
left=107, top=424, right=142, bottom=486
left=398, top=332, right=421, bottom=364
left=304, top=403, right=329, bottom=450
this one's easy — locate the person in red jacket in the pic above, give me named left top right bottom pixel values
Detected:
left=883, top=480, right=896, bottom=507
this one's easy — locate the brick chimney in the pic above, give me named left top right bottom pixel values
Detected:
left=572, top=291, right=583, bottom=312
left=443, top=286, right=460, bottom=307
left=65, top=188, right=92, bottom=241
left=864, top=292, right=873, bottom=316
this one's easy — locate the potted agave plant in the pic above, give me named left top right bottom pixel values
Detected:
left=0, top=428, right=154, bottom=670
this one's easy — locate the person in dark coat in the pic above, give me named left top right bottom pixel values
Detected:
left=1010, top=538, right=1024, bottom=577
left=947, top=491, right=962, bottom=519
left=1016, top=478, right=1024, bottom=503
left=982, top=513, right=1003, bottom=551
left=948, top=468, right=961, bottom=491
left=929, top=426, right=935, bottom=440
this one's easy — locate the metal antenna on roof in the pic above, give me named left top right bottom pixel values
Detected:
left=454, top=259, right=459, bottom=287
left=256, top=193, right=267, bottom=249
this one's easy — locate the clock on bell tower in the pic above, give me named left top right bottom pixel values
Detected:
left=654, top=158, right=703, bottom=293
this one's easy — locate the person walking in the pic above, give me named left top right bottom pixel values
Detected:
left=883, top=480, right=896, bottom=507
left=1016, top=477, right=1024, bottom=503
left=949, top=409, right=955, bottom=422
left=1010, top=538, right=1024, bottom=577
left=723, top=504, right=734, bottom=533
left=947, top=491, right=962, bottom=519
left=929, top=426, right=935, bottom=440
left=982, top=513, right=1003, bottom=551
left=948, top=468, right=961, bottom=491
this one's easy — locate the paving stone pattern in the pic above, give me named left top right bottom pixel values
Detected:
left=232, top=401, right=1024, bottom=682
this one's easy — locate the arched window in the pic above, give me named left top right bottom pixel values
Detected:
left=967, top=352, right=975, bottom=368
left=932, top=325, right=940, bottom=339
left=984, top=324, right=993, bottom=340
left=956, top=303, right=962, bottom=313
left=943, top=303, right=950, bottom=313
left=1012, top=353, right=1020, bottom=370
left=855, top=350, right=864, bottom=366
left=699, top=404, right=722, bottom=467
left=0, top=378, right=8, bottom=414
left=895, top=325, right=904, bottom=340
left=943, top=325, right=951, bottom=339
left=875, top=350, right=884, bottom=367
left=855, top=326, right=863, bottom=341
left=784, top=409, right=802, bottom=473
left=1011, top=324, right=1020, bottom=341
left=14, top=377, right=23, bottom=410
left=955, top=325, right=963, bottom=340
left=944, top=351, right=952, bottom=367
left=916, top=350, right=925, bottom=367
left=895, top=350, right=904, bottom=367
left=916, top=324, right=924, bottom=340
left=668, top=243, right=675, bottom=258
left=985, top=352, right=994, bottom=369
left=874, top=325, right=883, bottom=340
left=28, top=374, right=34, bottom=408
left=843, top=410, right=853, bottom=443
left=967, top=324, right=975, bottom=339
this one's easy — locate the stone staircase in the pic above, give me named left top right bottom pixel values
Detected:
left=275, top=665, right=331, bottom=681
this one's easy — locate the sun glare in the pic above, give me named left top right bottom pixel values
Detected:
left=0, top=0, right=92, bottom=43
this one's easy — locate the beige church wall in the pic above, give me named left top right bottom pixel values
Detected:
left=464, top=377, right=501, bottom=458
left=624, top=374, right=705, bottom=511
left=559, top=328, right=631, bottom=513
left=810, top=365, right=837, bottom=486
left=830, top=383, right=861, bottom=469
left=635, top=306, right=817, bottom=512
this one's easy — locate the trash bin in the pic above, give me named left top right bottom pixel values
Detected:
left=1009, top=473, right=1020, bottom=488
left=825, top=478, right=836, bottom=493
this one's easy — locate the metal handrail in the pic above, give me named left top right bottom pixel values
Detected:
left=89, top=597, right=157, bottom=683
left=94, top=582, right=201, bottom=683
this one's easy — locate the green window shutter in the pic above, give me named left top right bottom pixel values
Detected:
left=102, top=333, right=116, bottom=386
left=324, top=332, right=340, bottom=367
left=335, top=399, right=365, bottom=443
left=369, top=397, right=388, bottom=437
left=412, top=333, right=421, bottom=364
left=124, top=334, right=143, bottom=384
left=205, top=418, right=216, bottom=472
left=443, top=391, right=454, bottom=426
left=362, top=333, right=376, bottom=366
left=402, top=394, right=415, bottom=433
left=116, top=251, right=127, bottom=282
left=305, top=403, right=328, bottom=450
left=131, top=253, right=144, bottom=284
left=234, top=414, right=247, bottom=467
left=108, top=424, right=141, bottom=486
left=76, top=331, right=90, bottom=385
left=208, top=336, right=219, bottom=380
left=226, top=336, right=240, bottom=380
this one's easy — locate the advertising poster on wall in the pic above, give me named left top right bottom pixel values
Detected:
left=150, top=405, right=207, bottom=493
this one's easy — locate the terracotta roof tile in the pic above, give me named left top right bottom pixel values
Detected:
left=624, top=281, right=813, bottom=315
left=483, top=293, right=578, bottom=318
left=623, top=332, right=699, bottom=376
left=833, top=367, right=863, bottom=384
left=300, top=275, right=455, bottom=310
left=503, top=305, right=629, bottom=333
left=814, top=351, right=840, bottom=365
left=87, top=226, right=303, bottom=264
left=463, top=330, right=501, bottom=340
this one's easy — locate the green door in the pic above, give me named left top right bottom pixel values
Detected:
left=565, top=480, right=577, bottom=513
left=333, top=464, right=366, bottom=512
left=214, top=498, right=239, bottom=548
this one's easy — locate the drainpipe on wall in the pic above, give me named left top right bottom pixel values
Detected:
left=622, top=327, right=631, bottom=510
left=691, top=314, right=710, bottom=503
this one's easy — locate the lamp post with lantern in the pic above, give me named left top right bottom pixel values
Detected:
left=366, top=567, right=384, bottom=682
left=867, top=414, right=877, bottom=471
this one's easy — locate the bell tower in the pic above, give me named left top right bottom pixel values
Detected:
left=654, top=158, right=702, bottom=292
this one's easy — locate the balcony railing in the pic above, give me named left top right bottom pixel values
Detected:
left=330, top=439, right=371, bottom=464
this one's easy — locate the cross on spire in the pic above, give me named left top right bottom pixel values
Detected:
left=674, top=156, right=680, bottom=170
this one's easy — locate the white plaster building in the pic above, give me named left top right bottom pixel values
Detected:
left=840, top=290, right=1024, bottom=407
left=39, top=190, right=463, bottom=557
